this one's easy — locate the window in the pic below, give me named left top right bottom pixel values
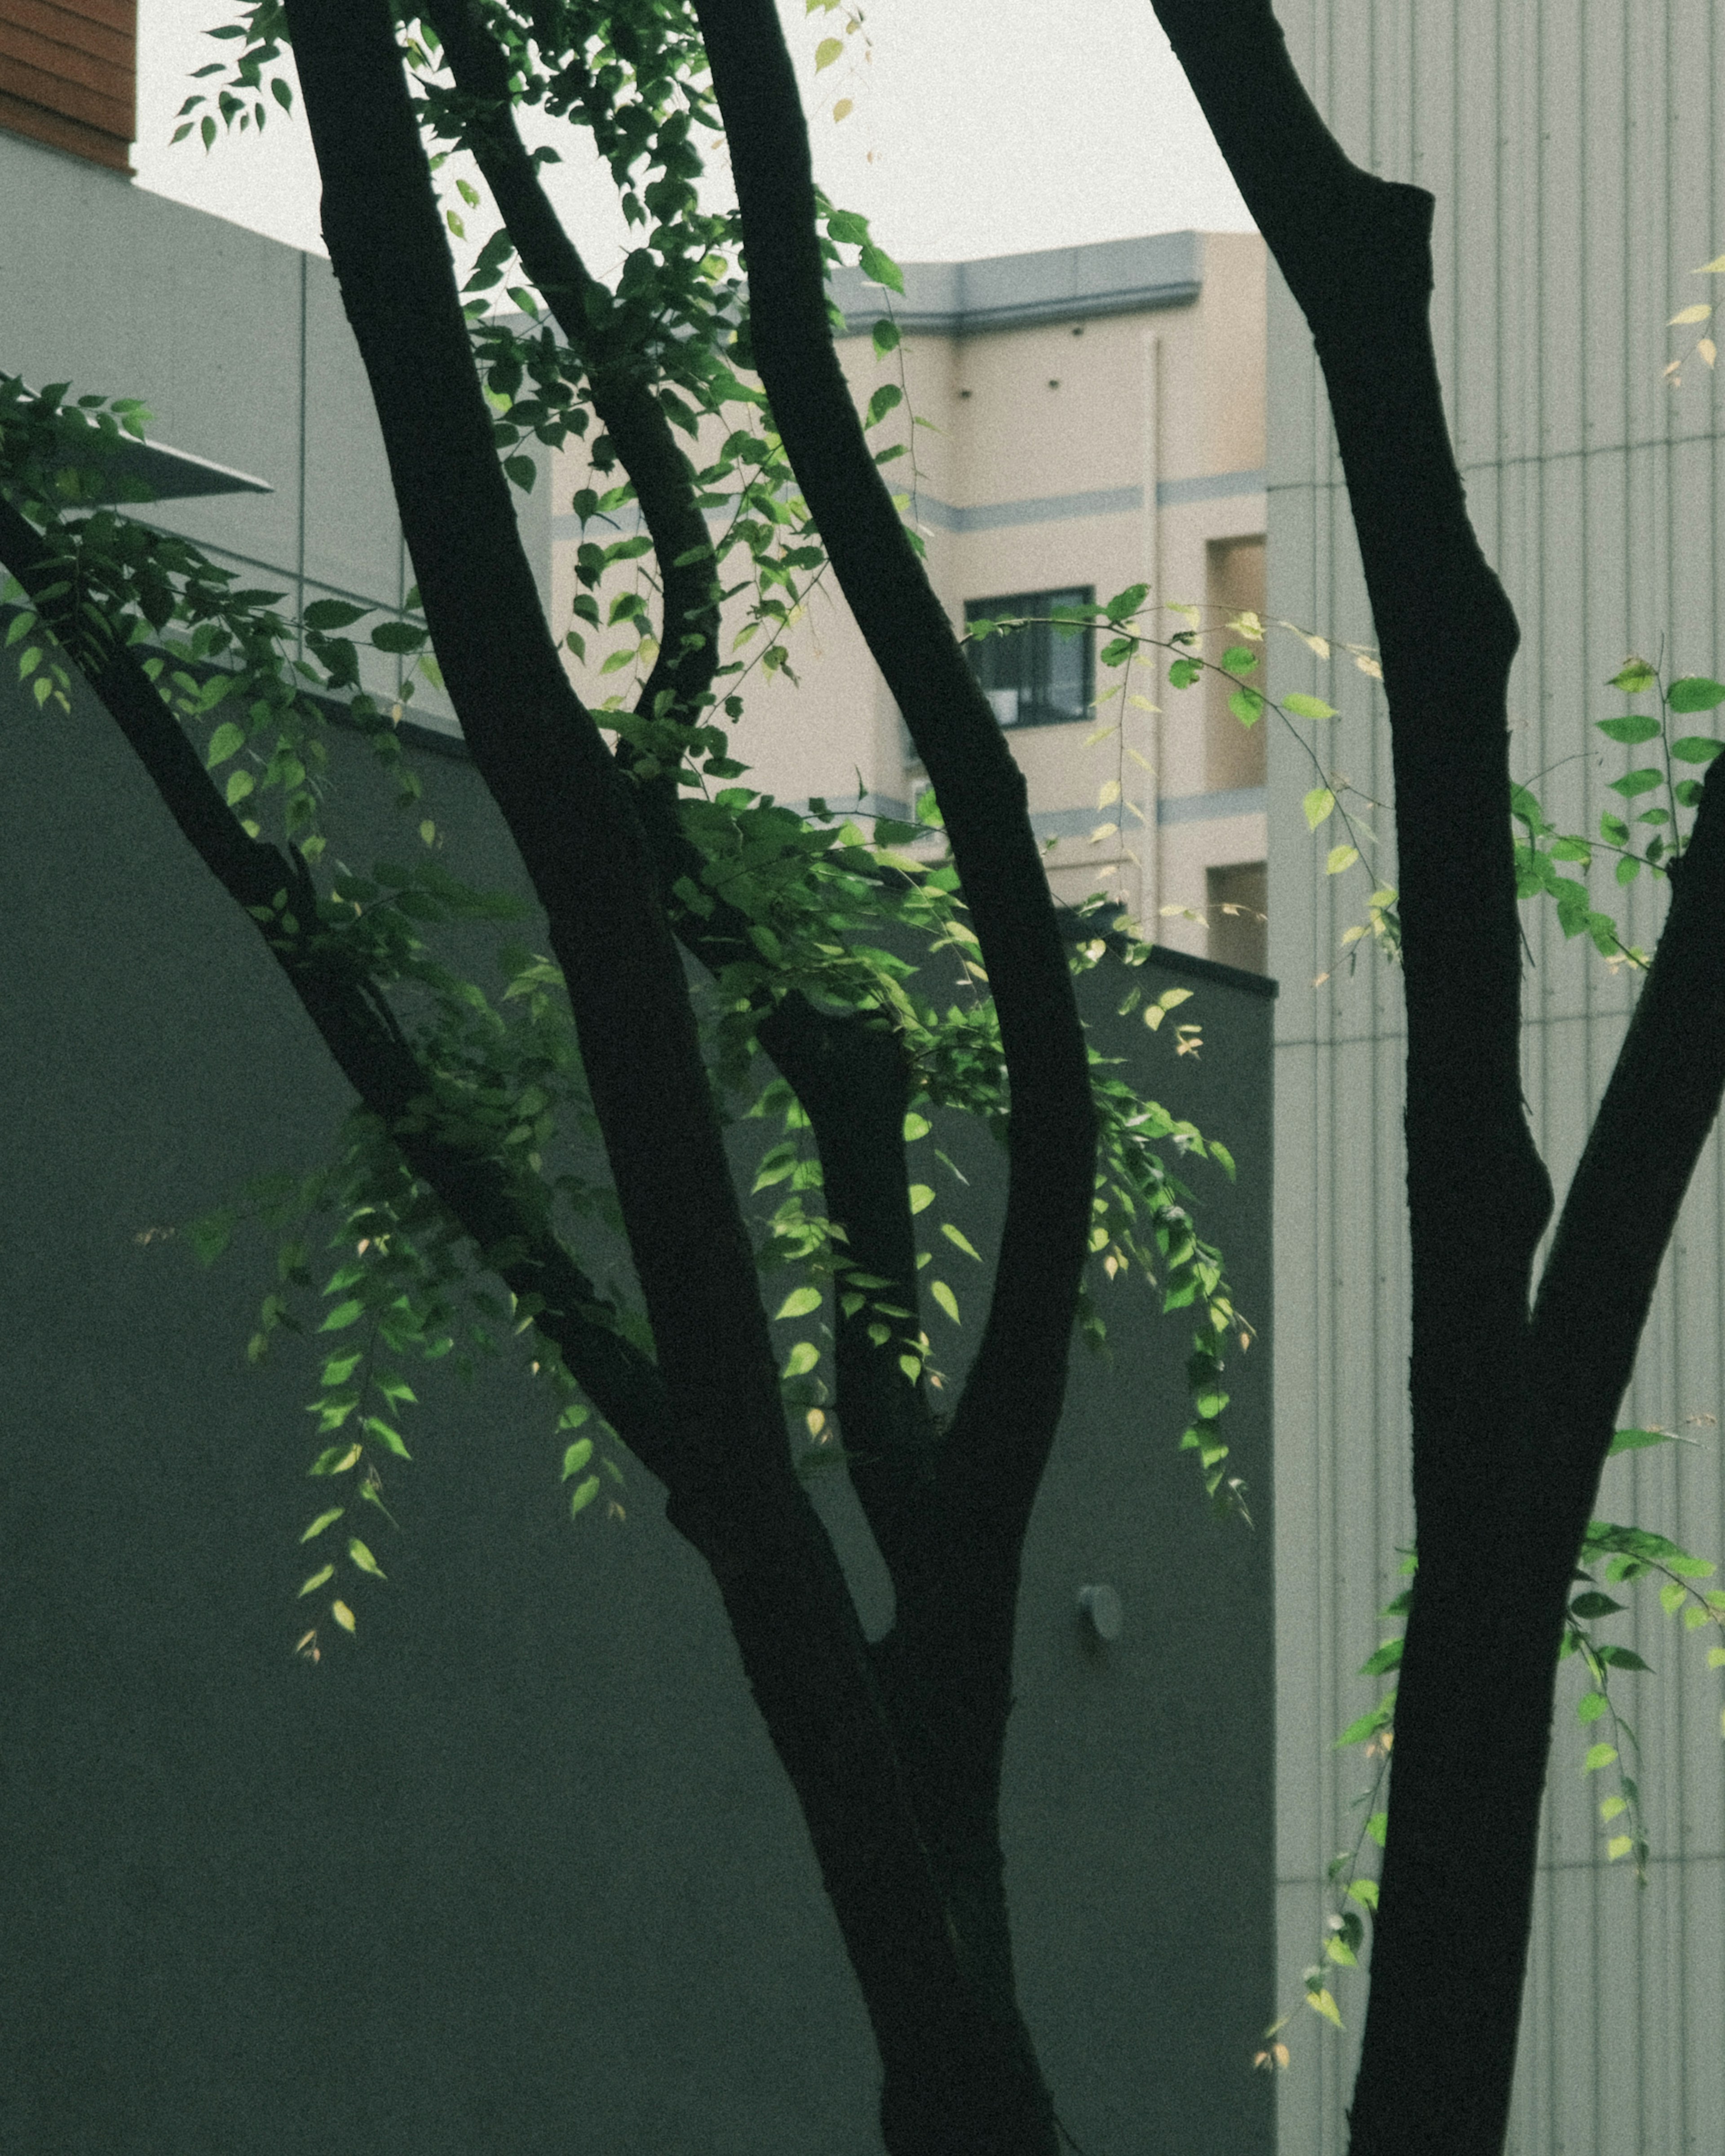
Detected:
left=1207, top=862, right=1268, bottom=975
left=964, top=587, right=1094, bottom=729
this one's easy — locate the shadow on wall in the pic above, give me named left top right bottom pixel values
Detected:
left=0, top=660, right=1276, bottom=2156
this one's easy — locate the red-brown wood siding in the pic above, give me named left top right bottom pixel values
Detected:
left=0, top=0, right=135, bottom=173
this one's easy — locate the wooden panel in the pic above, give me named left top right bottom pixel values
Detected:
left=0, top=0, right=132, bottom=169
left=0, top=81, right=124, bottom=168
left=6, top=0, right=130, bottom=66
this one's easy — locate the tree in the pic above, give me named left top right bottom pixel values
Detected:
left=0, top=5, right=1249, bottom=2152
left=1144, top=4, right=1725, bottom=2151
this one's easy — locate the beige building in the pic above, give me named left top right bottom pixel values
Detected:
left=550, top=230, right=1271, bottom=971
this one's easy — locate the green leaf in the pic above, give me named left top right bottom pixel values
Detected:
left=907, top=1183, right=935, bottom=1215
left=903, top=1112, right=931, bottom=1141
left=865, top=383, right=903, bottom=429
left=371, top=619, right=427, bottom=654
left=1304, top=786, right=1336, bottom=831
left=1670, top=735, right=1725, bottom=764
left=871, top=317, right=901, bottom=357
left=1606, top=1833, right=1637, bottom=1862
left=1660, top=1580, right=1688, bottom=1616
left=297, top=1563, right=335, bottom=1597
left=1305, top=1987, right=1343, bottom=2030
left=1608, top=1426, right=1681, bottom=1456
left=303, top=598, right=368, bottom=631
left=775, top=1284, right=823, bottom=1321
left=1358, top=1638, right=1403, bottom=1677
left=1596, top=714, right=1661, bottom=743
left=940, top=1222, right=982, bottom=1261
left=1601, top=1794, right=1628, bottom=1821
left=1346, top=1877, right=1379, bottom=1910
left=225, top=769, right=255, bottom=806
left=1104, top=582, right=1149, bottom=623
left=568, top=1472, right=601, bottom=1516
left=1282, top=691, right=1338, bottom=720
left=858, top=240, right=904, bottom=294
left=300, top=1507, right=344, bottom=1542
left=362, top=1416, right=411, bottom=1459
left=561, top=1436, right=594, bottom=1480
left=930, top=1279, right=960, bottom=1324
left=1577, top=1690, right=1608, bottom=1724
left=1610, top=658, right=1658, bottom=694
left=1366, top=1811, right=1388, bottom=1847
left=1569, top=1590, right=1625, bottom=1619
left=1335, top=1698, right=1393, bottom=1748
left=814, top=35, right=843, bottom=69
left=1668, top=676, right=1725, bottom=712
left=1607, top=769, right=1663, bottom=799
left=1326, top=844, right=1359, bottom=876
left=206, top=720, right=245, bottom=767
left=187, top=1209, right=235, bottom=1266
left=782, top=1340, right=820, bottom=1378
left=1583, top=1741, right=1619, bottom=1773
left=309, top=1443, right=362, bottom=1476
left=1228, top=687, right=1265, bottom=726
left=319, top=1299, right=365, bottom=1331
left=348, top=1537, right=386, bottom=1578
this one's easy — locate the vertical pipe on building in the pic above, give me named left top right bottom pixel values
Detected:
left=1141, top=329, right=1163, bottom=930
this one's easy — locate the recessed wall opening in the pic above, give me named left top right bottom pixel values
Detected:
left=1204, top=537, right=1267, bottom=793
left=1207, top=861, right=1268, bottom=975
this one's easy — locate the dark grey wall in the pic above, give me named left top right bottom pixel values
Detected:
left=0, top=662, right=1274, bottom=2154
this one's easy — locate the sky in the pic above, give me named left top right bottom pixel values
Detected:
left=132, top=0, right=1253, bottom=276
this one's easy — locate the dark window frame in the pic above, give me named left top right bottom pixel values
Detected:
left=963, top=585, right=1095, bottom=730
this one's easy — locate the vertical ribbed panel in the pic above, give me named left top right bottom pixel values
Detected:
left=1267, top=5, right=1725, bottom=2151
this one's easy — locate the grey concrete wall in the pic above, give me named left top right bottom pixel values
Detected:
left=1265, top=4, right=1725, bottom=2151
left=0, top=640, right=1276, bottom=2151
left=0, top=126, right=557, bottom=732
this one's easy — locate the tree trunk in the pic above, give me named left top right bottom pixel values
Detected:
left=1149, top=4, right=1725, bottom=2150
left=274, top=4, right=1086, bottom=2147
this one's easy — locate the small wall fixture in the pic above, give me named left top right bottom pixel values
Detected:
left=1077, top=1583, right=1123, bottom=1641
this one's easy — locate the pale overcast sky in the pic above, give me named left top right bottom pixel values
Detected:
left=133, top=0, right=1252, bottom=274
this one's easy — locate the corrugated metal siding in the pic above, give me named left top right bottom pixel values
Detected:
left=1267, top=4, right=1725, bottom=2150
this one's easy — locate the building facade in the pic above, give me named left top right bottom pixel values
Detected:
left=1265, top=6, right=1725, bottom=2153
left=552, top=228, right=1273, bottom=971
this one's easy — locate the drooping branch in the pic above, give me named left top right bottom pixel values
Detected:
left=419, top=0, right=721, bottom=733
left=420, top=0, right=941, bottom=1577
left=0, top=491, right=676, bottom=1476
left=283, top=0, right=791, bottom=1496
left=689, top=0, right=1097, bottom=1564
